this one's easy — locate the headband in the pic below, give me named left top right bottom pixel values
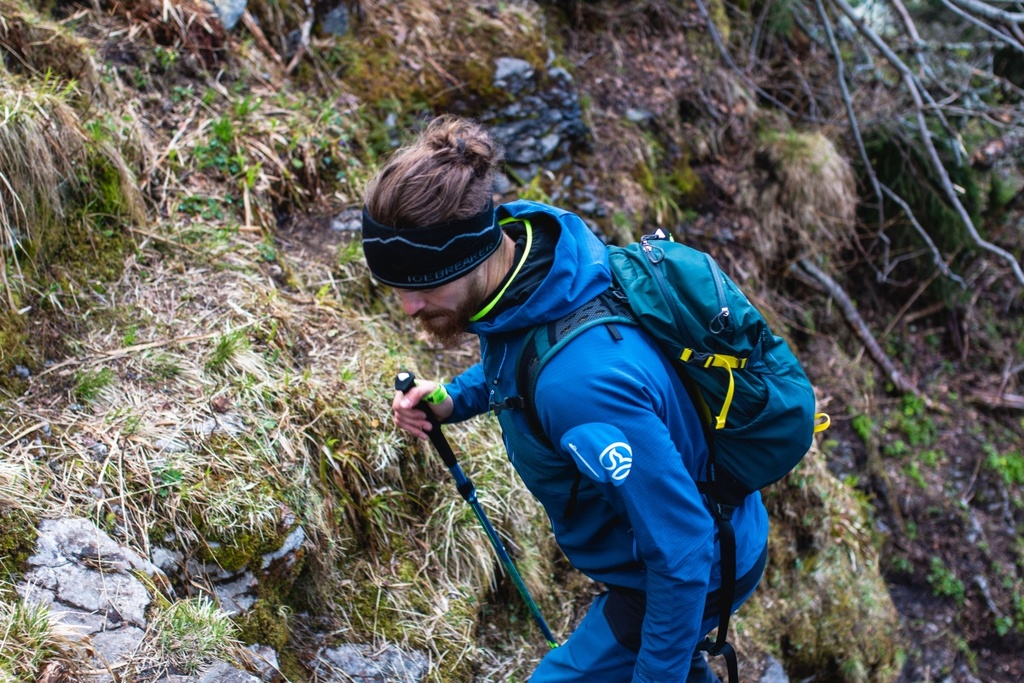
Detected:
left=361, top=200, right=501, bottom=289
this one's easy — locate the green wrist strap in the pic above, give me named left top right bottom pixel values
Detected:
left=425, top=384, right=448, bottom=405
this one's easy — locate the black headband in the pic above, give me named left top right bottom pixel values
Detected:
left=361, top=200, right=501, bottom=289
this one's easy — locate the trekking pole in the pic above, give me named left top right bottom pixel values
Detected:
left=394, top=371, right=558, bottom=648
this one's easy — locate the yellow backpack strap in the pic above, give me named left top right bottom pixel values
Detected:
left=813, top=413, right=831, bottom=433
left=680, top=349, right=746, bottom=430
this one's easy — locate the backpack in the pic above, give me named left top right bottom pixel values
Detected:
left=514, top=227, right=830, bottom=682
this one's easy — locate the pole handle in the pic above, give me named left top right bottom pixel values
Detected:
left=395, top=371, right=457, bottom=468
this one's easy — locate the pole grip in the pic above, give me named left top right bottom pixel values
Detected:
left=395, top=371, right=458, bottom=468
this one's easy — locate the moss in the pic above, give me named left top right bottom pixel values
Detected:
left=741, top=453, right=903, bottom=682
left=235, top=598, right=290, bottom=650
left=277, top=648, right=310, bottom=682
left=0, top=507, right=38, bottom=597
left=0, top=313, right=32, bottom=395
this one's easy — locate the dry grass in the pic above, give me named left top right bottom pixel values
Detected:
left=734, top=127, right=857, bottom=270
left=0, top=78, right=144, bottom=314
left=0, top=1, right=105, bottom=102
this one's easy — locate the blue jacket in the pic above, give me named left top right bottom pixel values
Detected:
left=445, top=200, right=769, bottom=679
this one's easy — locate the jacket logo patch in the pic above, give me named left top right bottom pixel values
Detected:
left=599, top=442, right=633, bottom=481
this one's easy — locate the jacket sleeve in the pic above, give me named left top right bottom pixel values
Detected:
left=444, top=363, right=490, bottom=422
left=536, top=325, right=715, bottom=681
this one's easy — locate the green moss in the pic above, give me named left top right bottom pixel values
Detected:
left=747, top=457, right=903, bottom=682
left=0, top=313, right=31, bottom=395
left=235, top=598, right=290, bottom=650
left=0, top=507, right=38, bottom=597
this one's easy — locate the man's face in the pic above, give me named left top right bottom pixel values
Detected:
left=395, top=270, right=489, bottom=347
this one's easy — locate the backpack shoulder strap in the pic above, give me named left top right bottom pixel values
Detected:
left=515, top=289, right=636, bottom=445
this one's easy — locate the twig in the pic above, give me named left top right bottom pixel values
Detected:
left=971, top=391, right=1024, bottom=410
left=939, top=0, right=1024, bottom=53
left=792, top=258, right=948, bottom=412
left=285, top=0, right=314, bottom=75
left=692, top=0, right=805, bottom=120
left=241, top=10, right=283, bottom=64
left=37, top=331, right=223, bottom=377
left=1, top=420, right=50, bottom=450
left=948, top=0, right=1024, bottom=24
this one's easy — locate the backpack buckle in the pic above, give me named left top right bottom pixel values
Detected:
left=489, top=396, right=525, bottom=415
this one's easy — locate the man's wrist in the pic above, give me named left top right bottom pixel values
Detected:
left=425, top=384, right=449, bottom=405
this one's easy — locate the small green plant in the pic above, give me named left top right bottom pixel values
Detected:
left=154, top=597, right=240, bottom=674
left=74, top=367, right=115, bottom=403
left=985, top=444, right=1024, bottom=486
left=0, top=596, right=69, bottom=680
left=178, top=195, right=226, bottom=221
left=904, top=461, right=927, bottom=489
left=206, top=330, right=248, bottom=374
left=927, top=556, right=965, bottom=605
left=995, top=614, right=1013, bottom=637
left=891, top=394, right=937, bottom=447
left=147, top=353, right=183, bottom=381
left=154, top=46, right=178, bottom=70
left=851, top=413, right=875, bottom=443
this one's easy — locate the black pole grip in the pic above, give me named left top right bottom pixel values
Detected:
left=394, top=371, right=458, bottom=468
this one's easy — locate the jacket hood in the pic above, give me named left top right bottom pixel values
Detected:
left=467, top=200, right=611, bottom=336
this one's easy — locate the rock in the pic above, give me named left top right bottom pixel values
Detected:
left=483, top=55, right=590, bottom=180
left=214, top=571, right=258, bottom=616
left=209, top=0, right=247, bottom=31
left=157, top=660, right=262, bottom=682
left=246, top=644, right=282, bottom=682
left=320, top=3, right=349, bottom=36
left=759, top=655, right=790, bottom=683
left=315, top=643, right=429, bottom=683
left=261, top=526, right=305, bottom=570
left=16, top=518, right=165, bottom=683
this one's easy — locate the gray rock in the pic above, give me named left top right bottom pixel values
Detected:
left=246, top=644, right=281, bottom=682
left=151, top=546, right=184, bottom=576
left=321, top=3, right=349, bottom=35
left=214, top=571, right=258, bottom=616
left=155, top=436, right=190, bottom=453
left=315, top=643, right=429, bottom=683
left=209, top=0, right=247, bottom=30
left=261, top=526, right=305, bottom=569
left=759, top=655, right=790, bottom=683
left=158, top=660, right=262, bottom=683
left=20, top=518, right=160, bottom=630
left=89, top=626, right=147, bottom=669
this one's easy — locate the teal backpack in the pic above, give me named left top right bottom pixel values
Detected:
left=514, top=227, right=829, bottom=682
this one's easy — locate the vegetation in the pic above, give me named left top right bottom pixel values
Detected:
left=0, top=0, right=1022, bottom=681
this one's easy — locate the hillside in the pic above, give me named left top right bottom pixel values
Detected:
left=2, top=1, right=1023, bottom=682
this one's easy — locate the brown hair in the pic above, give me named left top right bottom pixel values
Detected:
left=364, top=115, right=504, bottom=227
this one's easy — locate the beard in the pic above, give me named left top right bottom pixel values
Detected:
left=414, top=277, right=489, bottom=348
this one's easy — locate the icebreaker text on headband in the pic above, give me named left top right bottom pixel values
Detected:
left=361, top=200, right=501, bottom=289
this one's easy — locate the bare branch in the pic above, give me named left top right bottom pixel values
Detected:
left=880, top=183, right=966, bottom=286
left=830, top=0, right=1024, bottom=287
left=793, top=259, right=948, bottom=412
left=947, top=0, right=1024, bottom=24
left=939, top=0, right=1024, bottom=53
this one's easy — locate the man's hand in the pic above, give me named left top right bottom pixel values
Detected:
left=392, top=380, right=454, bottom=439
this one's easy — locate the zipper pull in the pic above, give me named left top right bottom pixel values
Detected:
left=710, top=307, right=731, bottom=334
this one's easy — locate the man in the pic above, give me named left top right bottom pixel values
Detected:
left=362, top=115, right=768, bottom=682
